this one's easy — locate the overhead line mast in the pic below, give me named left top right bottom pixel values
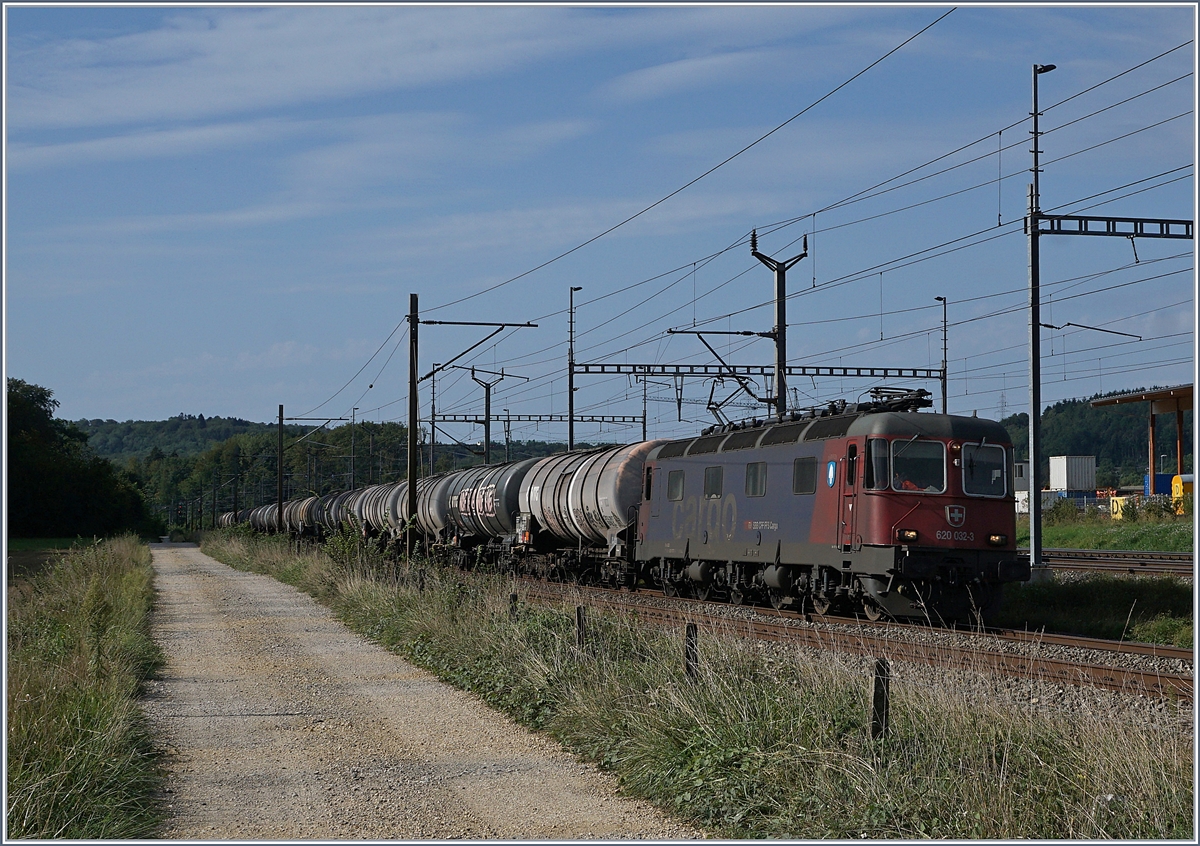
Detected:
left=751, top=229, right=808, bottom=422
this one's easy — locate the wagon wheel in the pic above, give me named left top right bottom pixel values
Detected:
left=730, top=587, right=746, bottom=606
left=811, top=593, right=833, bottom=615
left=662, top=581, right=678, bottom=598
left=694, top=583, right=713, bottom=602
left=767, top=587, right=788, bottom=611
left=862, top=601, right=887, bottom=622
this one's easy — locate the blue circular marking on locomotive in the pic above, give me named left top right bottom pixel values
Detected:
left=826, top=460, right=837, bottom=487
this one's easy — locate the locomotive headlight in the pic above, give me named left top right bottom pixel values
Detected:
left=896, top=529, right=919, bottom=543
left=987, top=533, right=1007, bottom=546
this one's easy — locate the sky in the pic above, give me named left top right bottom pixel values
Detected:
left=4, top=2, right=1196, bottom=447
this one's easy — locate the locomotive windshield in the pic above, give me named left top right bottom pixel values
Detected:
left=962, top=443, right=1007, bottom=497
left=891, top=440, right=945, bottom=493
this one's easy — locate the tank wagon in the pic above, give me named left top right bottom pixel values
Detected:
left=224, top=389, right=1027, bottom=623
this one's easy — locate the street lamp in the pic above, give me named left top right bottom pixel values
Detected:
left=351, top=407, right=359, bottom=490
left=934, top=296, right=948, bottom=414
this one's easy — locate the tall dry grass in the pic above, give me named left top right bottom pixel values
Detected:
left=201, top=529, right=1194, bottom=838
left=6, top=535, right=164, bottom=838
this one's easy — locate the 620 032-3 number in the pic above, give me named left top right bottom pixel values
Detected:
left=936, top=530, right=974, bottom=541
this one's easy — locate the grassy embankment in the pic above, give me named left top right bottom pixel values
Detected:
left=202, top=527, right=1192, bottom=839
left=5, top=536, right=164, bottom=838
left=6, top=537, right=92, bottom=583
left=1003, top=501, right=1195, bottom=646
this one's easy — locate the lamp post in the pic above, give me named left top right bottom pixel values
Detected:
left=934, top=296, right=948, bottom=414
left=350, top=407, right=359, bottom=491
left=568, top=286, right=582, bottom=450
left=1028, top=62, right=1055, bottom=573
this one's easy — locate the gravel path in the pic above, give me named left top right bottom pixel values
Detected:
left=142, top=544, right=702, bottom=840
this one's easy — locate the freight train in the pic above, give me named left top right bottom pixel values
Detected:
left=223, top=388, right=1028, bottom=623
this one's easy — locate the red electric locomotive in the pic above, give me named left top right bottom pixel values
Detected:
left=634, top=389, right=1028, bottom=623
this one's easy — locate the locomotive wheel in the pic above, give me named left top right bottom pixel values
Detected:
left=767, top=588, right=787, bottom=611
left=730, top=588, right=746, bottom=606
left=694, top=584, right=713, bottom=602
left=662, top=581, right=678, bottom=598
left=811, top=594, right=833, bottom=615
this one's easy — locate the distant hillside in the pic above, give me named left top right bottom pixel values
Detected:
left=75, top=414, right=294, bottom=462
left=1000, top=388, right=1192, bottom=488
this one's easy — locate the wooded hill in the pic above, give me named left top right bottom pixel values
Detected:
left=74, top=415, right=288, bottom=462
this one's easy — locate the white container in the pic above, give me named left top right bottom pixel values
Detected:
left=1049, top=455, right=1095, bottom=492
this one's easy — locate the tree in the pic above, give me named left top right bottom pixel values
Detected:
left=7, top=378, right=158, bottom=537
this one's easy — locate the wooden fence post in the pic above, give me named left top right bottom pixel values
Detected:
left=684, top=622, right=699, bottom=681
left=575, top=605, right=586, bottom=650
left=870, top=657, right=890, bottom=739
left=509, top=592, right=518, bottom=621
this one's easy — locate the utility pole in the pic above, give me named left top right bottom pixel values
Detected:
left=429, top=364, right=440, bottom=476
left=568, top=286, right=582, bottom=450
left=641, top=376, right=648, bottom=441
left=407, top=293, right=419, bottom=560
left=277, top=404, right=284, bottom=535
left=1026, top=63, right=1054, bottom=571
left=751, top=229, right=807, bottom=422
left=935, top=296, right=948, bottom=414
left=463, top=367, right=528, bottom=465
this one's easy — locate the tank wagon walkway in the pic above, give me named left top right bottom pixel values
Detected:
left=143, top=544, right=700, bottom=840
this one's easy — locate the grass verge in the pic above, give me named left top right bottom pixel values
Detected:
left=202, top=529, right=1193, bottom=839
left=1017, top=515, right=1193, bottom=552
left=5, top=535, right=165, bottom=838
left=993, top=574, right=1194, bottom=646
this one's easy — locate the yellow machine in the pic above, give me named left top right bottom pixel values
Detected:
left=1171, top=474, right=1193, bottom=514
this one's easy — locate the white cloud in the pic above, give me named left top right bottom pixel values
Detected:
left=6, top=117, right=299, bottom=170
left=7, top=7, right=569, bottom=130
left=598, top=48, right=790, bottom=104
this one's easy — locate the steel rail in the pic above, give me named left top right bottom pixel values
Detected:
left=521, top=582, right=1192, bottom=700
left=1018, top=547, right=1193, bottom=576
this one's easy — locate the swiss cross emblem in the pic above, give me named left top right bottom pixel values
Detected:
left=946, top=505, right=966, bottom=527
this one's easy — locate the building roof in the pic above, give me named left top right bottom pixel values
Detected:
left=1089, top=384, right=1192, bottom=409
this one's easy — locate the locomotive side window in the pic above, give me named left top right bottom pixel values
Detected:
left=704, top=466, right=723, bottom=499
left=745, top=462, right=766, bottom=497
left=891, top=440, right=946, bottom=493
left=667, top=470, right=685, bottom=501
left=792, top=456, right=817, bottom=494
left=846, top=444, right=858, bottom=486
left=644, top=467, right=653, bottom=501
left=864, top=438, right=889, bottom=490
left=962, top=443, right=1007, bottom=497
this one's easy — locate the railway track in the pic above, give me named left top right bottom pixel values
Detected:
left=1021, top=547, right=1194, bottom=576
left=522, top=581, right=1193, bottom=701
